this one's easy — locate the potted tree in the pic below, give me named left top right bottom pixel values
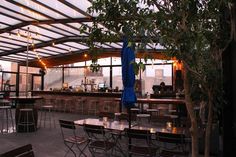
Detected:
left=84, top=1, right=235, bottom=157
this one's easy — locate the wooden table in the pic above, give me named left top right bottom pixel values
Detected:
left=115, top=98, right=185, bottom=112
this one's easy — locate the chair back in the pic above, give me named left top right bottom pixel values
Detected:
left=0, top=144, right=34, bottom=157
left=156, top=132, right=185, bottom=144
left=125, top=128, right=152, bottom=140
left=59, top=119, right=76, bottom=130
left=117, top=113, right=128, bottom=121
left=59, top=119, right=77, bottom=140
left=98, top=112, right=115, bottom=119
left=84, top=124, right=105, bottom=135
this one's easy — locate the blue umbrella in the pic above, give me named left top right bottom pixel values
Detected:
left=121, top=38, right=137, bottom=128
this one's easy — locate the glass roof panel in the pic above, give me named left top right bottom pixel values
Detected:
left=106, top=43, right=122, bottom=48
left=22, top=25, right=64, bottom=38
left=18, top=52, right=37, bottom=58
left=42, top=47, right=67, bottom=53
left=1, top=0, right=48, bottom=20
left=37, top=0, right=86, bottom=18
left=14, top=0, right=66, bottom=19
left=0, top=47, right=12, bottom=51
left=52, top=24, right=84, bottom=36
left=0, top=7, right=33, bottom=21
left=40, top=24, right=74, bottom=36
left=36, top=49, right=59, bottom=55
left=0, top=43, right=21, bottom=49
left=66, top=0, right=91, bottom=14
left=55, top=44, right=78, bottom=51
left=0, top=23, right=9, bottom=29
left=28, top=51, right=50, bottom=57
left=94, top=43, right=112, bottom=49
left=67, top=23, right=88, bottom=35
left=65, top=42, right=88, bottom=49
left=0, top=14, right=20, bottom=25
left=1, top=33, right=42, bottom=44
left=9, top=54, right=34, bottom=59
left=1, top=56, right=25, bottom=61
left=0, top=37, right=26, bottom=46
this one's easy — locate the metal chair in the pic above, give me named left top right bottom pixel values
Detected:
left=0, top=105, right=14, bottom=133
left=98, top=112, right=115, bottom=120
left=59, top=120, right=88, bottom=157
left=39, top=105, right=56, bottom=128
left=84, top=124, right=116, bottom=157
left=125, top=128, right=159, bottom=157
left=156, top=132, right=189, bottom=157
left=0, top=144, right=34, bottom=157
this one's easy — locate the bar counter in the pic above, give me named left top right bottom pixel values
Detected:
left=33, top=90, right=122, bottom=97
left=32, top=91, right=122, bottom=114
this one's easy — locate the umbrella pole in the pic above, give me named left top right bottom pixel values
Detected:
left=128, top=107, right=132, bottom=157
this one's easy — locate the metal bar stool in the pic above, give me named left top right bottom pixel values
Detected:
left=39, top=105, right=55, bottom=128
left=75, top=98, right=85, bottom=114
left=103, top=100, right=112, bottom=112
left=0, top=106, right=14, bottom=133
left=17, top=108, right=36, bottom=133
left=87, top=99, right=99, bottom=116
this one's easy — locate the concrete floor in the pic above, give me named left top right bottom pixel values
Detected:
left=0, top=110, right=98, bottom=157
left=0, top=110, right=212, bottom=157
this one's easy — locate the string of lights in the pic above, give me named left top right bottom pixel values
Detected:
left=9, top=28, right=48, bottom=70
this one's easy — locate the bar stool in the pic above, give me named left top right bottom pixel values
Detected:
left=146, top=108, right=159, bottom=121
left=62, top=99, right=72, bottom=113
left=103, top=100, right=112, bottom=112
left=130, top=108, right=140, bottom=121
left=76, top=98, right=85, bottom=114
left=0, top=106, right=14, bottom=133
left=39, top=105, right=55, bottom=128
left=136, top=113, right=151, bottom=125
left=88, top=99, right=99, bottom=116
left=17, top=108, right=36, bottom=133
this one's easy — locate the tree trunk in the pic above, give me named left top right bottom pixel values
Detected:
left=204, top=91, right=214, bottom=157
left=183, top=64, right=199, bottom=157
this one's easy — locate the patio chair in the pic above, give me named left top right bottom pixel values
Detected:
left=0, top=144, right=34, bottom=157
left=98, top=112, right=115, bottom=120
left=59, top=120, right=88, bottom=157
left=84, top=124, right=116, bottom=157
left=156, top=132, right=189, bottom=157
left=125, top=128, right=159, bottom=157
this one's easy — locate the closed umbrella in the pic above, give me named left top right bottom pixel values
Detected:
left=121, top=38, right=137, bottom=128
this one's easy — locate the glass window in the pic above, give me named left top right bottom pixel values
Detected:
left=0, top=61, right=12, bottom=71
left=19, top=73, right=31, bottom=95
left=44, top=68, right=63, bottom=90
left=32, top=75, right=41, bottom=91
left=112, top=57, right=121, bottom=65
left=64, top=68, right=84, bottom=88
left=112, top=66, right=122, bottom=91
left=97, top=57, right=110, bottom=66
left=142, top=64, right=173, bottom=94
left=85, top=67, right=110, bottom=91
left=74, top=61, right=85, bottom=66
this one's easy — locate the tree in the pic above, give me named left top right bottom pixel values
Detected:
left=85, top=0, right=234, bottom=157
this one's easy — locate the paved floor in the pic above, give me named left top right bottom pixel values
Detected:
left=0, top=109, right=215, bottom=157
left=0, top=110, right=97, bottom=157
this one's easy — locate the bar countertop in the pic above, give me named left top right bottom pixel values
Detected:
left=32, top=90, right=122, bottom=98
